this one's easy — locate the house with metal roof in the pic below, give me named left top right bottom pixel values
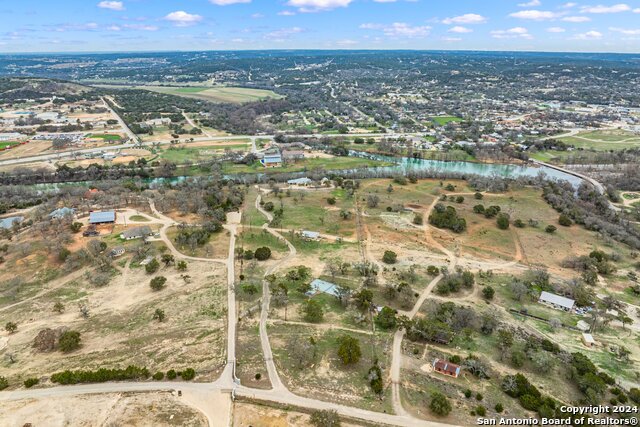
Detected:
left=49, top=207, right=76, bottom=220
left=261, top=151, right=282, bottom=168
left=287, top=177, right=313, bottom=186
left=0, top=216, right=23, bottom=229
left=120, top=226, right=153, bottom=240
left=433, top=358, right=461, bottom=378
left=301, top=230, right=321, bottom=241
left=89, top=211, right=116, bottom=224
left=306, top=279, right=340, bottom=297
left=538, top=291, right=575, bottom=312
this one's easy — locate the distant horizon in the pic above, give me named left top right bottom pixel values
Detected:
left=1, top=48, right=640, bottom=57
left=3, top=0, right=640, bottom=54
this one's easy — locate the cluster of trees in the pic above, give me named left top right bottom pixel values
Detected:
left=174, top=221, right=222, bottom=249
left=428, top=203, right=467, bottom=233
left=501, top=373, right=558, bottom=418
left=152, top=368, right=195, bottom=381
left=543, top=181, right=640, bottom=250
left=435, top=268, right=475, bottom=296
left=51, top=365, right=150, bottom=384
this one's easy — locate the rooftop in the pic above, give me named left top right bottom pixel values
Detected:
left=89, top=211, right=116, bottom=223
left=539, top=291, right=575, bottom=309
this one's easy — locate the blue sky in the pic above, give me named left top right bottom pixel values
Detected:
left=1, top=0, right=640, bottom=53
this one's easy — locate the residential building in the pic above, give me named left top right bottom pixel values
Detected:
left=432, top=359, right=461, bottom=378
left=49, top=207, right=75, bottom=220
left=287, top=177, right=313, bottom=186
left=0, top=216, right=23, bottom=229
left=261, top=151, right=282, bottom=168
left=538, top=291, right=575, bottom=312
left=306, top=279, right=339, bottom=297
left=282, top=150, right=305, bottom=162
left=120, top=226, right=153, bottom=240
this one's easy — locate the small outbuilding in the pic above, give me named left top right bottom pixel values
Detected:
left=576, top=320, right=590, bottom=332
left=581, top=333, right=596, bottom=348
left=261, top=152, right=282, bottom=168
left=432, top=358, right=461, bottom=378
left=109, top=247, right=126, bottom=258
left=301, top=230, right=321, bottom=241
left=89, top=211, right=116, bottom=224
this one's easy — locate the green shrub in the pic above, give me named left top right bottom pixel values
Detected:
left=180, top=368, right=196, bottom=380
left=429, top=391, right=452, bottom=416
left=24, top=378, right=39, bottom=388
left=254, top=246, right=272, bottom=261
left=167, top=369, right=177, bottom=380
left=496, top=213, right=510, bottom=230
left=0, top=376, right=8, bottom=390
left=495, top=403, right=504, bottom=413
left=152, top=372, right=164, bottom=380
left=337, top=335, right=361, bottom=365
left=58, top=330, right=81, bottom=352
left=464, top=389, right=472, bottom=398
left=476, top=405, right=486, bottom=416
left=558, top=214, right=572, bottom=227
left=382, top=250, right=397, bottom=264
left=51, top=366, right=150, bottom=384
left=145, top=258, right=160, bottom=274
left=150, top=276, right=167, bottom=291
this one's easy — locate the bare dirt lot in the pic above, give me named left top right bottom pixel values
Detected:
left=2, top=391, right=207, bottom=427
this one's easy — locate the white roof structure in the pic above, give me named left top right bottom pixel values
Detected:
left=539, top=291, right=575, bottom=310
left=287, top=177, right=312, bottom=185
left=301, top=230, right=320, bottom=239
left=576, top=320, right=590, bottom=332
left=582, top=333, right=595, bottom=344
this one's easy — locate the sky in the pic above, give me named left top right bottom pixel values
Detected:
left=1, top=0, right=640, bottom=53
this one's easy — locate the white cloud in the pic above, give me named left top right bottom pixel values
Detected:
left=441, top=13, right=486, bottom=25
left=123, top=23, right=159, bottom=31
left=98, top=1, right=124, bottom=11
left=562, top=16, right=591, bottom=22
left=562, top=2, right=577, bottom=8
left=336, top=39, right=359, bottom=45
left=286, top=0, right=352, bottom=12
left=609, top=26, right=640, bottom=35
left=509, top=10, right=558, bottom=20
left=490, top=27, right=532, bottom=39
left=373, top=0, right=398, bottom=2
left=251, top=13, right=264, bottom=18
left=581, top=4, right=630, bottom=13
left=106, top=25, right=121, bottom=31
left=278, top=10, right=296, bottom=16
left=441, top=36, right=462, bottom=41
left=518, top=0, right=541, bottom=6
left=164, top=11, right=203, bottom=27
left=547, top=26, right=566, bottom=32
left=360, top=22, right=431, bottom=38
left=574, top=30, right=603, bottom=39
left=448, top=26, right=472, bottom=33
left=634, top=8, right=640, bottom=13
left=209, top=0, right=251, bottom=5
left=264, top=26, right=303, bottom=41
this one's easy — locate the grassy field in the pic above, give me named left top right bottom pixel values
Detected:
left=88, top=134, right=122, bottom=141
left=269, top=322, right=394, bottom=413
left=0, top=141, right=20, bottom=149
left=223, top=156, right=392, bottom=175
left=430, top=116, right=463, bottom=126
left=561, top=129, right=640, bottom=151
left=141, top=85, right=283, bottom=104
left=159, top=144, right=250, bottom=163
